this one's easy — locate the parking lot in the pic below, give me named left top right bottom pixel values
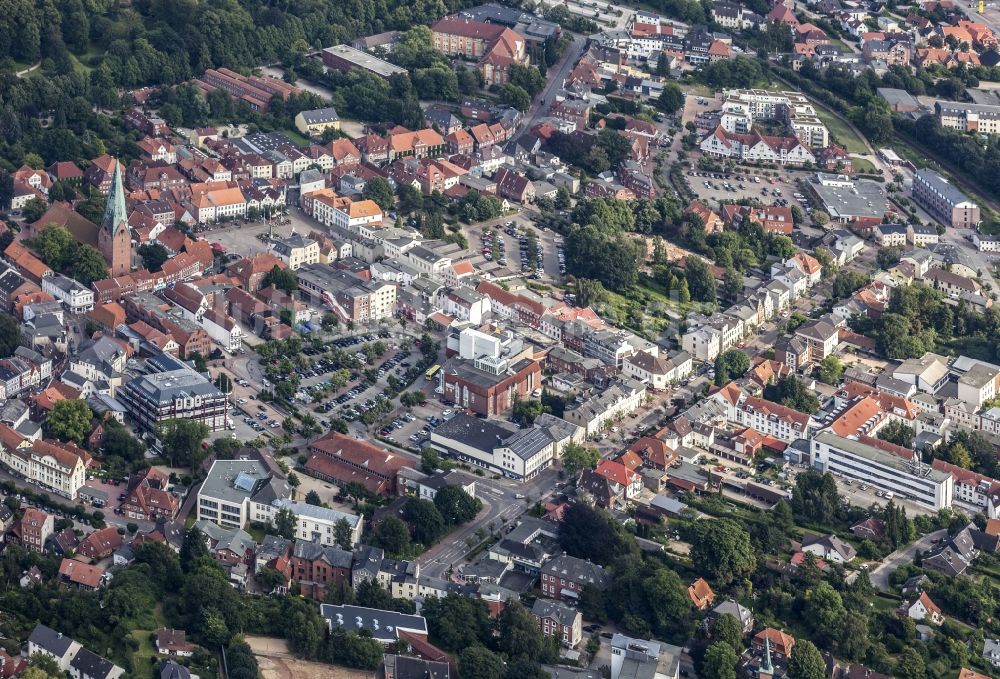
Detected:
left=465, top=213, right=565, bottom=281
left=684, top=170, right=811, bottom=215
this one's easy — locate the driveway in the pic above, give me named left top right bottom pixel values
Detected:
left=870, top=528, right=948, bottom=591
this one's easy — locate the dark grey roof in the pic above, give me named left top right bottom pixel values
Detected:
left=352, top=544, right=384, bottom=580
left=320, top=604, right=427, bottom=643
left=383, top=655, right=450, bottom=679
left=502, top=427, right=553, bottom=460
left=28, top=624, right=75, bottom=657
left=293, top=540, right=353, bottom=569
left=531, top=598, right=579, bottom=627
left=299, top=107, right=340, bottom=125
left=257, top=535, right=292, bottom=561
left=541, top=554, right=608, bottom=588
left=160, top=660, right=191, bottom=679
left=70, top=647, right=120, bottom=679
left=432, top=413, right=518, bottom=453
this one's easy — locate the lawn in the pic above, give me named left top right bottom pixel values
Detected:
left=851, top=157, right=877, bottom=174
left=813, top=106, right=868, bottom=154
left=129, top=629, right=160, bottom=675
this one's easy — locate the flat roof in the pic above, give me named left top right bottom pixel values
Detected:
left=322, top=45, right=407, bottom=78
left=809, top=175, right=889, bottom=220
left=814, top=431, right=950, bottom=483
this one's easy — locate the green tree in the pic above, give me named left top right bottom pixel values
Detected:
left=67, top=244, right=108, bottom=286
left=421, top=447, right=453, bottom=473
left=562, top=442, right=600, bottom=478
left=763, top=375, right=820, bottom=414
left=895, top=647, right=925, bottom=679
left=102, top=420, right=144, bottom=461
left=423, top=594, right=492, bottom=652
left=434, top=485, right=481, bottom=525
left=512, top=398, right=547, bottom=426
left=21, top=198, right=47, bottom=224
left=878, top=420, right=915, bottom=449
left=403, top=498, right=445, bottom=545
left=657, top=83, right=685, bottom=113
left=803, top=582, right=846, bottom=645
left=27, top=654, right=62, bottom=677
left=685, top=257, right=717, bottom=302
left=816, top=355, right=844, bottom=385
left=712, top=613, right=744, bottom=652
left=642, top=568, right=690, bottom=636
left=181, top=527, right=210, bottom=569
left=372, top=516, right=411, bottom=556
left=138, top=243, right=171, bottom=272
left=31, top=223, right=75, bottom=270
left=263, top=265, right=297, bottom=295
left=702, top=642, right=738, bottom=679
left=498, top=600, right=556, bottom=662
left=362, top=176, right=396, bottom=210
left=791, top=470, right=839, bottom=525
left=459, top=646, right=505, bottom=679
left=690, top=518, right=756, bottom=586
left=559, top=503, right=636, bottom=566
left=158, top=418, right=210, bottom=470
left=500, top=83, right=531, bottom=111
left=334, top=518, right=354, bottom=549
left=305, top=490, right=322, bottom=506
left=47, top=399, right=93, bottom=444
left=274, top=507, right=297, bottom=540
left=787, top=639, right=826, bottom=679
left=715, top=350, right=750, bottom=385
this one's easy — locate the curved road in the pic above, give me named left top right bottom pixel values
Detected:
left=870, top=528, right=948, bottom=591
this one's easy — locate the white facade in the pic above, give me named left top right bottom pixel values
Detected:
left=202, top=313, right=244, bottom=352
left=810, top=431, right=953, bottom=510
left=42, top=275, right=94, bottom=314
left=0, top=445, right=87, bottom=499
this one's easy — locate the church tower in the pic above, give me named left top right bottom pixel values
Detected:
left=98, top=159, right=132, bottom=278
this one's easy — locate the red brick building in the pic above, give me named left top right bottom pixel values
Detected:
left=98, top=161, right=133, bottom=277
left=77, top=526, right=123, bottom=560
left=441, top=357, right=542, bottom=416
left=291, top=541, right=353, bottom=599
left=121, top=468, right=179, bottom=522
left=15, top=508, right=52, bottom=553
left=305, top=432, right=414, bottom=496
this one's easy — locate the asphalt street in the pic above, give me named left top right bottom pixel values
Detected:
left=418, top=467, right=560, bottom=579
left=870, top=528, right=948, bottom=591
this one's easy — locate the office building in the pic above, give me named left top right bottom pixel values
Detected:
left=810, top=431, right=953, bottom=509
left=117, top=357, right=229, bottom=432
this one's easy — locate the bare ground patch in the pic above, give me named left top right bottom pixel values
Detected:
left=243, top=637, right=375, bottom=679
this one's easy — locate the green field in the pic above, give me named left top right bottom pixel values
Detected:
left=813, top=107, right=868, bottom=154
left=851, top=157, right=877, bottom=174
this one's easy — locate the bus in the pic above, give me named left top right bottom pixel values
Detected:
left=425, top=364, right=441, bottom=381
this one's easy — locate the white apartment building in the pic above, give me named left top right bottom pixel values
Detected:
left=272, top=232, right=320, bottom=270
left=564, top=379, right=646, bottom=437
left=0, top=440, right=88, bottom=499
left=202, top=310, right=244, bottom=352
left=197, top=459, right=291, bottom=528
left=721, top=89, right=830, bottom=147
left=622, top=350, right=693, bottom=390
left=714, top=385, right=814, bottom=443
left=42, top=274, right=94, bottom=314
left=930, top=458, right=1000, bottom=517
left=957, top=363, right=1000, bottom=407
left=810, top=431, right=953, bottom=509
left=271, top=498, right=363, bottom=547
left=682, top=325, right=722, bottom=362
